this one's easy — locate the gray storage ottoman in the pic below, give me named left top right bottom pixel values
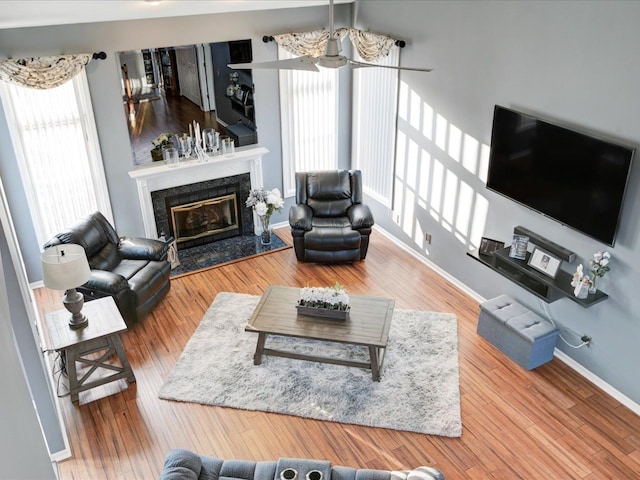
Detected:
left=477, top=295, right=559, bottom=370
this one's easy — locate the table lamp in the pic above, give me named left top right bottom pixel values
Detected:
left=41, top=244, right=92, bottom=329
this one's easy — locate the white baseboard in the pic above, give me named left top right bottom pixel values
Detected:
left=553, top=349, right=640, bottom=416
left=374, top=225, right=640, bottom=416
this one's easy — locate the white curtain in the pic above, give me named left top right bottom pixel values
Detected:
left=279, top=46, right=339, bottom=197
left=0, top=69, right=112, bottom=246
left=352, top=47, right=400, bottom=206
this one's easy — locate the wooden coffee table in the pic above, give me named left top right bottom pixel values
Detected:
left=245, top=285, right=395, bottom=381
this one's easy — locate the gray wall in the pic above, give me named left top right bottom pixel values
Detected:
left=0, top=228, right=56, bottom=479
left=0, top=3, right=353, bottom=282
left=356, top=1, right=640, bottom=404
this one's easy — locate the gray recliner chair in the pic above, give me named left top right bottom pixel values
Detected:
left=288, top=170, right=375, bottom=264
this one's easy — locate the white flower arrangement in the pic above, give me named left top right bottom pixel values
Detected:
left=245, top=187, right=284, bottom=218
left=571, top=250, right=612, bottom=296
left=298, top=282, right=350, bottom=311
left=590, top=251, right=611, bottom=279
left=151, top=132, right=173, bottom=148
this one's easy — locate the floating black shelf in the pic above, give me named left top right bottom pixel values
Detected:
left=468, top=247, right=608, bottom=308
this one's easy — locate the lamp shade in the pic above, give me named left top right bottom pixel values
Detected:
left=41, top=244, right=91, bottom=291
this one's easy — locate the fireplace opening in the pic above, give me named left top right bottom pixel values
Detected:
left=171, top=193, right=238, bottom=244
left=151, top=173, right=254, bottom=250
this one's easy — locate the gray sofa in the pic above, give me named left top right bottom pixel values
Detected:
left=160, top=449, right=444, bottom=480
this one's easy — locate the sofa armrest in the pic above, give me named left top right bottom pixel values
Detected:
left=119, top=237, right=168, bottom=261
left=289, top=204, right=313, bottom=231
left=83, top=270, right=129, bottom=296
left=347, top=204, right=374, bottom=230
left=160, top=449, right=202, bottom=480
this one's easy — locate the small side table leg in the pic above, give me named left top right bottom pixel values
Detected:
left=253, top=333, right=267, bottom=365
left=369, top=346, right=381, bottom=382
left=65, top=347, right=80, bottom=402
left=110, top=335, right=136, bottom=383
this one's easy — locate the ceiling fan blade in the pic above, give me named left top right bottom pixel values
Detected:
left=228, top=55, right=319, bottom=72
left=349, top=59, right=433, bottom=73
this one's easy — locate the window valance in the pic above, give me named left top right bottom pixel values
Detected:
left=0, top=54, right=91, bottom=89
left=272, top=28, right=397, bottom=63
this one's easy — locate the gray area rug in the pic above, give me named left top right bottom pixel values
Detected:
left=159, top=292, right=462, bottom=437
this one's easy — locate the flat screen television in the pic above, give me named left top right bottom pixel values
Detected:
left=486, top=105, right=634, bottom=246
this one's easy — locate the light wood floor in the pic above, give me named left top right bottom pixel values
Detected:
left=34, top=228, right=640, bottom=479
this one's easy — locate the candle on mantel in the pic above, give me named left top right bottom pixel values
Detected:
left=189, top=123, right=193, bottom=138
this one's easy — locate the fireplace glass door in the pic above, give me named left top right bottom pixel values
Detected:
left=171, top=193, right=238, bottom=243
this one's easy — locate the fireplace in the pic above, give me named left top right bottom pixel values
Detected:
left=151, top=173, right=253, bottom=250
left=171, top=194, right=238, bottom=244
left=128, top=146, right=268, bottom=241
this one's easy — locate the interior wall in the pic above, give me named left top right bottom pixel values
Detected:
left=0, top=4, right=353, bottom=282
left=357, top=0, right=640, bottom=404
left=0, top=227, right=57, bottom=479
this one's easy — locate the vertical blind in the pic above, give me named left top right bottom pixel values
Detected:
left=351, top=47, right=400, bottom=207
left=279, top=46, right=339, bottom=197
left=0, top=70, right=112, bottom=247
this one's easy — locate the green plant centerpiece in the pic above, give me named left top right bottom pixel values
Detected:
left=297, top=282, right=351, bottom=320
left=151, top=132, right=173, bottom=161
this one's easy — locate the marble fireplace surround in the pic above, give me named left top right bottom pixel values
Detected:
left=128, top=146, right=268, bottom=239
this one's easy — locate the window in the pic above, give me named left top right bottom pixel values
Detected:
left=0, top=70, right=112, bottom=247
left=351, top=47, right=400, bottom=207
left=279, top=46, right=339, bottom=197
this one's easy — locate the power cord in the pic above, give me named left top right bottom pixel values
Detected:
left=51, top=351, right=70, bottom=398
left=537, top=299, right=590, bottom=349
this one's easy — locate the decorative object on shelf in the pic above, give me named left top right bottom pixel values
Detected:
left=151, top=132, right=173, bottom=162
left=527, top=247, right=562, bottom=279
left=203, top=128, right=220, bottom=154
left=41, top=244, right=92, bottom=329
left=177, top=133, right=193, bottom=159
left=226, top=72, right=239, bottom=97
left=589, top=250, right=611, bottom=294
left=164, top=147, right=179, bottom=168
left=297, top=282, right=351, bottom=320
left=509, top=234, right=529, bottom=260
left=479, top=237, right=505, bottom=255
left=246, top=186, right=284, bottom=245
left=574, top=276, right=591, bottom=299
left=222, top=137, right=235, bottom=156
left=570, top=264, right=584, bottom=289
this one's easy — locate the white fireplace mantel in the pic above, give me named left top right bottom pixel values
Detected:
left=128, top=145, right=268, bottom=238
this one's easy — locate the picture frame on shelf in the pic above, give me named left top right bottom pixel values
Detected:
left=479, top=237, right=505, bottom=255
left=509, top=234, right=529, bottom=260
left=527, top=247, right=562, bottom=279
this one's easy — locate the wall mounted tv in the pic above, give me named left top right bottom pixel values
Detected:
left=486, top=105, right=634, bottom=247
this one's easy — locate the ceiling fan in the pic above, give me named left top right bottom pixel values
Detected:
left=228, top=0, right=432, bottom=73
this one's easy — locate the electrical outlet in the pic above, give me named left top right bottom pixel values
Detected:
left=581, top=335, right=591, bottom=347
left=425, top=233, right=432, bottom=244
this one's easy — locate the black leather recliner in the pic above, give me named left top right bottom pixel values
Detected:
left=289, top=170, right=374, bottom=264
left=43, top=211, right=171, bottom=325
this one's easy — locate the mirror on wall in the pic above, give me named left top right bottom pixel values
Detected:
left=116, top=40, right=257, bottom=165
